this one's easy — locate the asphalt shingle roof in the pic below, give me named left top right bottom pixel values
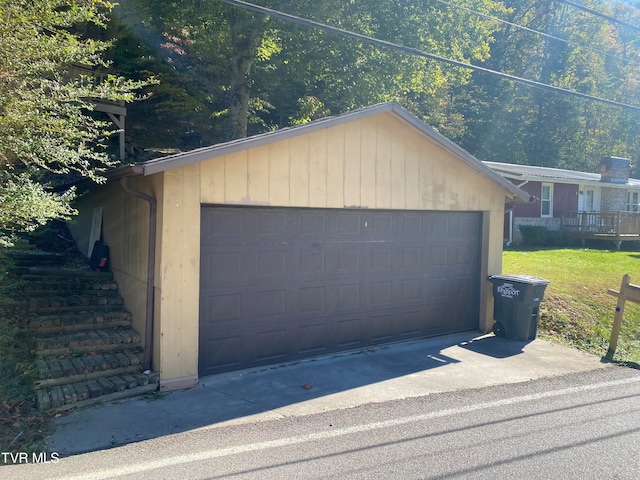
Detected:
left=483, top=161, right=640, bottom=188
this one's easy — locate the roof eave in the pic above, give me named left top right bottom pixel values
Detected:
left=139, top=103, right=399, bottom=176
left=103, top=102, right=532, bottom=203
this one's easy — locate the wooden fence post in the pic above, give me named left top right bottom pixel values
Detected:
left=606, top=274, right=629, bottom=359
left=606, top=274, right=640, bottom=359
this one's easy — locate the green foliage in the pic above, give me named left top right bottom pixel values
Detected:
left=108, top=0, right=640, bottom=175
left=0, top=173, right=77, bottom=246
left=289, top=96, right=330, bottom=125
left=518, top=225, right=578, bottom=247
left=456, top=0, right=640, bottom=170
left=0, top=0, right=149, bottom=244
left=518, top=225, right=550, bottom=246
left=0, top=254, right=50, bottom=457
left=45, top=0, right=640, bottom=177
left=114, top=0, right=505, bottom=140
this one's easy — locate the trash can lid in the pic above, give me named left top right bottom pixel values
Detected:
left=488, top=274, right=550, bottom=285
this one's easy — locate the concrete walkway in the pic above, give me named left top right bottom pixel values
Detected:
left=47, top=332, right=612, bottom=457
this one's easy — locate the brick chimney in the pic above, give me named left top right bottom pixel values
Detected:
left=599, top=156, right=631, bottom=184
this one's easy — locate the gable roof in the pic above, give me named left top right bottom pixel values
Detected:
left=113, top=102, right=532, bottom=202
left=485, top=161, right=640, bottom=189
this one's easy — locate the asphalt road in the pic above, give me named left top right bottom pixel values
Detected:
left=5, top=367, right=640, bottom=480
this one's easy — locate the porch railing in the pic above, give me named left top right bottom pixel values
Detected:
left=561, top=211, right=640, bottom=236
left=66, top=64, right=126, bottom=160
left=66, top=64, right=125, bottom=108
left=67, top=64, right=109, bottom=86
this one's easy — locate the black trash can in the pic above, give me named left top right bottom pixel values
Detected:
left=488, top=274, right=550, bottom=341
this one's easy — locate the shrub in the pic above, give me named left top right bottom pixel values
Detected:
left=518, top=225, right=549, bottom=246
left=518, top=225, right=578, bottom=247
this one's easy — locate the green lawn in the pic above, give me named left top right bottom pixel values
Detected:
left=502, top=248, right=640, bottom=365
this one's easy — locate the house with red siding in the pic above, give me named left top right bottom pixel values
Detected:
left=485, top=158, right=640, bottom=249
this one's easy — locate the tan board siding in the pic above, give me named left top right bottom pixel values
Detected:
left=200, top=113, right=503, bottom=212
left=156, top=165, right=200, bottom=382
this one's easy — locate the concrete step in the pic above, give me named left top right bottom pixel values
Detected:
left=22, top=278, right=118, bottom=296
left=11, top=239, right=37, bottom=250
left=5, top=250, right=65, bottom=267
left=35, top=351, right=145, bottom=383
left=26, top=293, right=124, bottom=315
left=35, top=371, right=160, bottom=411
left=19, top=259, right=159, bottom=412
left=28, top=310, right=132, bottom=334
left=21, top=268, right=113, bottom=281
left=33, top=327, right=142, bottom=357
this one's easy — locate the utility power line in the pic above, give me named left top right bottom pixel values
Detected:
left=218, top=0, right=640, bottom=113
left=555, top=0, right=640, bottom=33
left=434, top=0, right=638, bottom=66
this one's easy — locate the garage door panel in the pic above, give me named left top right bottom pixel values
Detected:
left=203, top=211, right=242, bottom=238
left=297, top=323, right=328, bottom=355
left=425, top=276, right=450, bottom=301
left=200, top=335, right=243, bottom=373
left=401, top=247, right=422, bottom=270
left=256, top=289, right=286, bottom=317
left=200, top=207, right=481, bottom=376
left=370, top=281, right=394, bottom=306
left=203, top=253, right=241, bottom=283
left=337, top=212, right=362, bottom=235
left=418, top=303, right=449, bottom=336
left=257, top=251, right=287, bottom=277
left=203, top=293, right=242, bottom=323
left=400, top=279, right=422, bottom=302
left=255, top=329, right=287, bottom=362
left=421, top=213, right=449, bottom=239
left=336, top=283, right=361, bottom=310
left=299, top=286, right=327, bottom=313
left=300, top=249, right=325, bottom=274
left=257, top=212, right=287, bottom=235
left=453, top=244, right=477, bottom=266
left=398, top=310, right=426, bottom=337
left=370, top=213, right=394, bottom=235
left=424, top=246, right=448, bottom=267
left=449, top=213, right=481, bottom=238
left=300, top=212, right=327, bottom=235
left=370, top=249, right=393, bottom=271
left=371, top=313, right=395, bottom=343
left=336, top=248, right=361, bottom=272
left=398, top=214, right=422, bottom=237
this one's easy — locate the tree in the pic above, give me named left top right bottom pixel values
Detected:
left=456, top=0, right=640, bottom=171
left=0, top=0, right=146, bottom=245
left=256, top=0, right=506, bottom=137
left=119, top=0, right=505, bottom=141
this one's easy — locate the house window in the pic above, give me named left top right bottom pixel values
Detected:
left=628, top=192, right=639, bottom=212
left=541, top=183, right=553, bottom=218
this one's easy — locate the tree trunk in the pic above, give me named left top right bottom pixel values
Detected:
left=225, top=6, right=267, bottom=140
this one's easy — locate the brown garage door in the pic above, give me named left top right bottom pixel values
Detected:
left=199, top=206, right=481, bottom=376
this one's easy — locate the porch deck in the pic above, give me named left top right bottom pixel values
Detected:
left=561, top=211, right=640, bottom=249
left=68, top=64, right=126, bottom=160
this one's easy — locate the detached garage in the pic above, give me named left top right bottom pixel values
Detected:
left=68, top=102, right=530, bottom=391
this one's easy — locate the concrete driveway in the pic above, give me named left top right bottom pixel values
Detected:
left=47, top=331, right=613, bottom=456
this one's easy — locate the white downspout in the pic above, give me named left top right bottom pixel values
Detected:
left=507, top=209, right=514, bottom=246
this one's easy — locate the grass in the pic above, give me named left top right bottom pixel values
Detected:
left=0, top=254, right=52, bottom=463
left=503, top=247, right=640, bottom=365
